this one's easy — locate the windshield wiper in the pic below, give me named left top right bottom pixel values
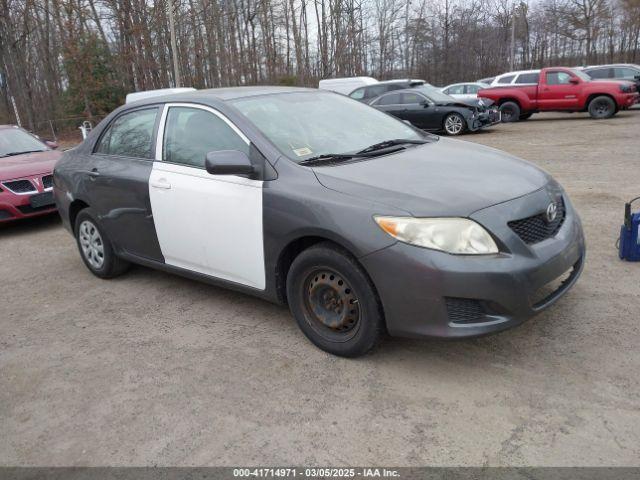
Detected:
left=1, top=150, right=46, bottom=157
left=298, top=153, right=360, bottom=166
left=356, top=138, right=428, bottom=155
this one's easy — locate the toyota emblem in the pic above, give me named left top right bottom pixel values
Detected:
left=546, top=202, right=558, bottom=223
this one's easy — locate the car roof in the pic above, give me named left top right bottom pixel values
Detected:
left=443, top=82, right=485, bottom=87
left=584, top=63, right=640, bottom=69
left=497, top=69, right=540, bottom=77
left=124, top=86, right=318, bottom=108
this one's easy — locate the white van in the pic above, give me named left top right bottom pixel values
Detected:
left=318, top=77, right=378, bottom=95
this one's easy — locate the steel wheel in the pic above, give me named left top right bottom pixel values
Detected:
left=78, top=220, right=105, bottom=270
left=593, top=99, right=612, bottom=116
left=303, top=269, right=360, bottom=340
left=444, top=114, right=464, bottom=135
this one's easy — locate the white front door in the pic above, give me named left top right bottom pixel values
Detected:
left=149, top=103, right=265, bottom=290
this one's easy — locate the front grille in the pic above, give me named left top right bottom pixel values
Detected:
left=0, top=209, right=13, bottom=220
left=42, top=174, right=53, bottom=189
left=2, top=179, right=36, bottom=194
left=445, top=297, right=486, bottom=324
left=508, top=199, right=566, bottom=245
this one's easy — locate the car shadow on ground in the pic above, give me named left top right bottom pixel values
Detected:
left=0, top=214, right=61, bottom=238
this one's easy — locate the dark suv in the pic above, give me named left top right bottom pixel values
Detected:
left=583, top=64, right=640, bottom=91
left=348, top=79, right=426, bottom=102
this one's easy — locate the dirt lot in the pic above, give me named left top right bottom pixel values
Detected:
left=1, top=110, right=639, bottom=466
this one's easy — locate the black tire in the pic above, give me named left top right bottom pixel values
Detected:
left=519, top=112, right=533, bottom=120
left=588, top=95, right=616, bottom=119
left=442, top=112, right=466, bottom=136
left=499, top=101, right=521, bottom=122
left=74, top=208, right=130, bottom=279
left=286, top=242, right=384, bottom=357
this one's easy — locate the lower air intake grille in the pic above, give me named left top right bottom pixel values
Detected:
left=445, top=297, right=486, bottom=324
left=508, top=199, right=566, bottom=245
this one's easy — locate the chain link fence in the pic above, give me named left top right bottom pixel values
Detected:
left=28, top=115, right=107, bottom=149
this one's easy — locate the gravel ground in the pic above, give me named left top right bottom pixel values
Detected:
left=1, top=110, right=639, bottom=467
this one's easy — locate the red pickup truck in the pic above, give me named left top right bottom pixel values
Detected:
left=478, top=67, right=639, bottom=122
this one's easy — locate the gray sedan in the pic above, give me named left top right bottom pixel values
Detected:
left=53, top=87, right=585, bottom=357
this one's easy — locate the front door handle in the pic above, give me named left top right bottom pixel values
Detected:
left=86, top=168, right=100, bottom=180
left=151, top=180, right=172, bottom=190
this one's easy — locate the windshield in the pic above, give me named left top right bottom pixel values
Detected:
left=413, top=85, right=459, bottom=103
left=231, top=91, right=426, bottom=162
left=571, top=69, right=592, bottom=81
left=0, top=128, right=48, bottom=157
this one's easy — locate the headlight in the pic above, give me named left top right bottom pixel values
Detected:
left=374, top=216, right=499, bottom=255
left=620, top=84, right=633, bottom=93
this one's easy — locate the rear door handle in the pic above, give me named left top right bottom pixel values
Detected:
left=151, top=180, right=171, bottom=190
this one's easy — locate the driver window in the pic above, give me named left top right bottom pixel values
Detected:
left=163, top=107, right=248, bottom=168
left=547, top=71, right=572, bottom=85
left=447, top=85, right=465, bottom=95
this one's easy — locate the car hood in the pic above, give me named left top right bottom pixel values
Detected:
left=0, top=150, right=62, bottom=181
left=313, top=138, right=550, bottom=217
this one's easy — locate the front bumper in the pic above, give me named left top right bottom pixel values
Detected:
left=360, top=187, right=585, bottom=338
left=469, top=109, right=501, bottom=130
left=0, top=179, right=56, bottom=223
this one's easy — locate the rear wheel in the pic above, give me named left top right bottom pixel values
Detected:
left=588, top=96, right=616, bottom=119
left=499, top=101, right=521, bottom=122
left=443, top=113, right=466, bottom=136
left=286, top=242, right=384, bottom=357
left=75, top=209, right=130, bottom=279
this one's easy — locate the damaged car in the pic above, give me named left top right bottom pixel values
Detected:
left=369, top=85, right=500, bottom=135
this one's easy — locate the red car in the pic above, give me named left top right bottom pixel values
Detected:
left=0, top=125, right=62, bottom=223
left=478, top=67, right=639, bottom=122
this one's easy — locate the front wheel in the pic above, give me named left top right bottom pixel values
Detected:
left=499, top=101, right=521, bottom=122
left=286, top=242, right=384, bottom=357
left=588, top=96, right=616, bottom=119
left=519, top=112, right=533, bottom=120
left=443, top=113, right=466, bottom=136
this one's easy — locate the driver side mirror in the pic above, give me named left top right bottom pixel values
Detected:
left=569, top=78, right=580, bottom=84
left=205, top=150, right=255, bottom=176
left=420, top=100, right=430, bottom=107
left=45, top=140, right=58, bottom=149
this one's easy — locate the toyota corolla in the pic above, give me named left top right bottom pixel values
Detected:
left=53, top=87, right=585, bottom=357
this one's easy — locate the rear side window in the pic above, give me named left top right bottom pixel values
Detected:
left=375, top=92, right=402, bottom=105
left=366, top=84, right=393, bottom=99
left=614, top=67, right=639, bottom=79
left=515, top=73, right=540, bottom=84
left=497, top=75, right=515, bottom=84
left=546, top=71, right=572, bottom=85
left=587, top=68, right=611, bottom=79
left=446, top=85, right=465, bottom=95
left=163, top=107, right=248, bottom=168
left=349, top=88, right=365, bottom=100
left=96, top=108, right=158, bottom=158
left=401, top=93, right=424, bottom=104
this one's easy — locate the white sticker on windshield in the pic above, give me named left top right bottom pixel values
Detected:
left=293, top=147, right=312, bottom=157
